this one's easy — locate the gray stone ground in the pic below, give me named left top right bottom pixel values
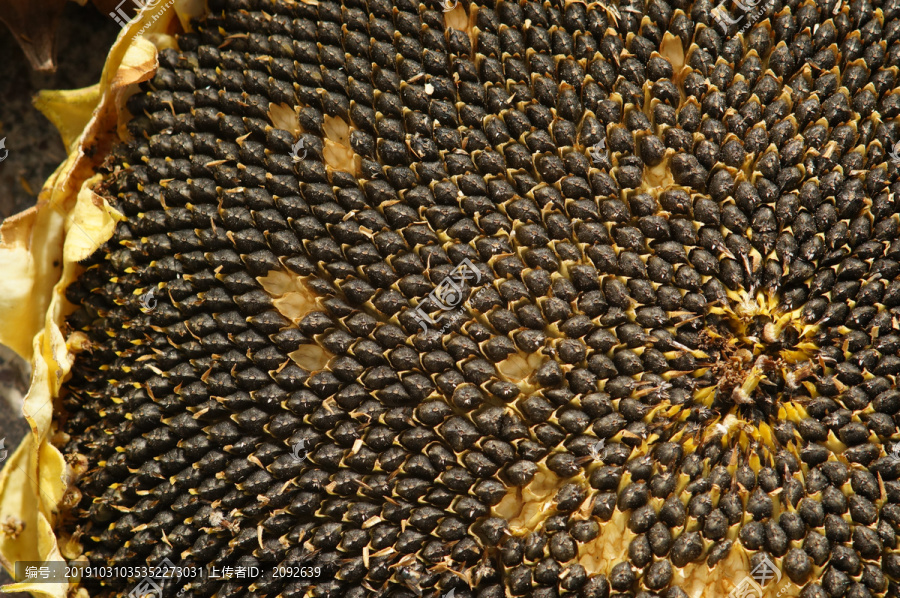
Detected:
left=0, top=3, right=119, bottom=594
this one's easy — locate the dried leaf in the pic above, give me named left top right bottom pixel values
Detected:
left=0, top=0, right=69, bottom=72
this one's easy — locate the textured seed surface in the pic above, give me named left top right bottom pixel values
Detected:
left=53, top=0, right=900, bottom=596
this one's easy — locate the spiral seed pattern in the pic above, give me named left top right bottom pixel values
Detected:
left=57, top=0, right=900, bottom=597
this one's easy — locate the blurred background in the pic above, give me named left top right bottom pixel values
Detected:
left=0, top=1, right=122, bottom=593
